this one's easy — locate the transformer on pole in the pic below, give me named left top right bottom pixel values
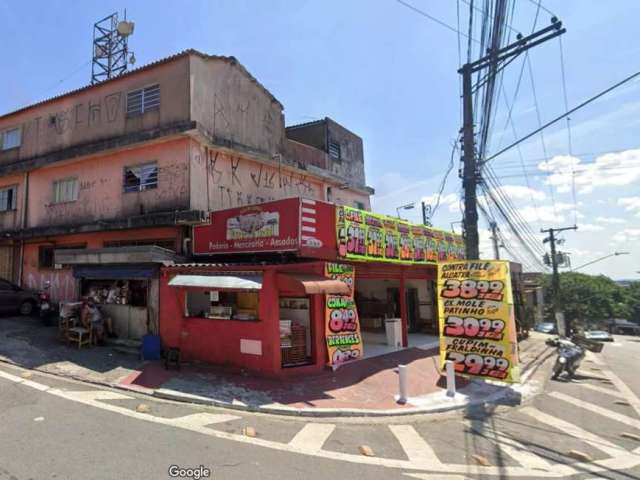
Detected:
left=91, top=11, right=136, bottom=85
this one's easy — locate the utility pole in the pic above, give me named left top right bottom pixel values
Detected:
left=489, top=222, right=500, bottom=260
left=459, top=19, right=565, bottom=259
left=541, top=225, right=577, bottom=334
left=421, top=201, right=432, bottom=226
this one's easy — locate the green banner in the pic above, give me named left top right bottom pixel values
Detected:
left=336, top=206, right=465, bottom=264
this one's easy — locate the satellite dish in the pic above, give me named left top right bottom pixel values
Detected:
left=117, top=21, right=135, bottom=37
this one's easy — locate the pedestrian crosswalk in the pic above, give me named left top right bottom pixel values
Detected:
left=2, top=353, right=640, bottom=478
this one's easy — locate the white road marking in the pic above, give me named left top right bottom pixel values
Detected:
left=548, top=391, right=640, bottom=430
left=389, top=425, right=442, bottom=466
left=404, top=475, right=470, bottom=480
left=465, top=421, right=553, bottom=471
left=288, top=423, right=335, bottom=452
left=520, top=406, right=627, bottom=457
left=65, top=390, right=133, bottom=401
left=586, top=351, right=640, bottom=419
left=164, top=412, right=241, bottom=427
left=1, top=366, right=640, bottom=477
left=577, top=382, right=628, bottom=400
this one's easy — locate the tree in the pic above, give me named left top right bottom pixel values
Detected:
left=542, top=272, right=639, bottom=328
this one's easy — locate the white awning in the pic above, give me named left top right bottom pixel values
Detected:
left=168, top=274, right=263, bottom=290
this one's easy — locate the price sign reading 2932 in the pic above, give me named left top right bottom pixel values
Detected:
left=440, top=279, right=505, bottom=301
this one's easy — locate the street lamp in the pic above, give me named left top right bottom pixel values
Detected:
left=396, top=202, right=415, bottom=220
left=572, top=252, right=630, bottom=271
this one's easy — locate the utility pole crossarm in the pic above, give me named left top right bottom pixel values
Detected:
left=460, top=18, right=566, bottom=260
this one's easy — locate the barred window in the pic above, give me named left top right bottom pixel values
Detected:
left=126, top=84, right=160, bottom=116
left=123, top=162, right=158, bottom=193
left=52, top=178, right=79, bottom=204
left=0, top=186, right=16, bottom=211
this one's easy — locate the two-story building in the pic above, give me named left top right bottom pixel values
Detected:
left=0, top=49, right=373, bottom=338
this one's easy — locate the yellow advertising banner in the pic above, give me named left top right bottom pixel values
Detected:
left=324, top=263, right=363, bottom=366
left=336, top=206, right=465, bottom=264
left=437, top=260, right=520, bottom=383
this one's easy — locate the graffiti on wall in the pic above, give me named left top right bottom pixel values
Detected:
left=191, top=146, right=322, bottom=210
left=25, top=270, right=77, bottom=303
left=19, top=90, right=125, bottom=153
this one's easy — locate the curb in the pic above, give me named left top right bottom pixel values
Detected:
left=0, top=342, right=555, bottom=419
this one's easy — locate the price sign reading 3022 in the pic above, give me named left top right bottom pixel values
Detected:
left=444, top=316, right=505, bottom=341
left=440, top=279, right=504, bottom=301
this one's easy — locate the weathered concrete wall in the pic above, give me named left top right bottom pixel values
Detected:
left=189, top=143, right=325, bottom=211
left=329, top=186, right=371, bottom=210
left=286, top=122, right=326, bottom=152
left=326, top=118, right=366, bottom=188
left=26, top=138, right=190, bottom=228
left=189, top=56, right=285, bottom=156
left=0, top=173, right=25, bottom=230
left=0, top=57, right=191, bottom=165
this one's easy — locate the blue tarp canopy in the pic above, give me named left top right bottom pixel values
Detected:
left=73, top=264, right=157, bottom=280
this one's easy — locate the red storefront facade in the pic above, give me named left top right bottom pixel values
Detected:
left=158, top=199, right=462, bottom=378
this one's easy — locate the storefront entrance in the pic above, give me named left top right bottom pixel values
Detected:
left=355, top=276, right=439, bottom=359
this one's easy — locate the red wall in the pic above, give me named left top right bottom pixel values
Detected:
left=159, top=264, right=329, bottom=377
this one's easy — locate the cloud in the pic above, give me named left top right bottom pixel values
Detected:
left=517, top=202, right=576, bottom=223
left=618, top=196, right=640, bottom=214
left=612, top=228, right=640, bottom=243
left=539, top=149, right=640, bottom=194
left=421, top=192, right=460, bottom=214
left=490, top=185, right=546, bottom=202
left=595, top=216, right=626, bottom=224
left=576, top=223, right=604, bottom=232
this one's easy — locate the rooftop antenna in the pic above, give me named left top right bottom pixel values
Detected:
left=91, top=10, right=135, bottom=85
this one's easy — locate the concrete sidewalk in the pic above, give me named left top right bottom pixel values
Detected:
left=0, top=316, right=553, bottom=416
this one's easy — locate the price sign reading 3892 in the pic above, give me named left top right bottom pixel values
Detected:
left=440, top=279, right=504, bottom=301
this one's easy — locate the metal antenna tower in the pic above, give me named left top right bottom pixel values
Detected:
left=91, top=11, right=135, bottom=85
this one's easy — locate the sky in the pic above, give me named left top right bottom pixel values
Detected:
left=0, top=0, right=638, bottom=279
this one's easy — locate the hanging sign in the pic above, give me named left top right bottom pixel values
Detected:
left=336, top=206, right=465, bottom=264
left=437, top=260, right=520, bottom=383
left=324, top=263, right=363, bottom=366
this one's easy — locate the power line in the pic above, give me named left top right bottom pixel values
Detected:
left=394, top=0, right=479, bottom=42
left=558, top=35, right=578, bottom=226
left=431, top=141, right=458, bottom=217
left=482, top=66, right=640, bottom=164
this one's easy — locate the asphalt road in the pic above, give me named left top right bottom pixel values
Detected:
left=0, top=335, right=639, bottom=480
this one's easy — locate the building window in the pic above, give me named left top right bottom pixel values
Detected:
left=354, top=201, right=366, bottom=210
left=127, top=84, right=160, bottom=116
left=0, top=186, right=17, bottom=212
left=52, top=178, right=79, bottom=204
left=123, top=162, right=158, bottom=193
left=328, top=141, right=341, bottom=160
left=1, top=128, right=21, bottom=150
left=39, top=246, right=55, bottom=269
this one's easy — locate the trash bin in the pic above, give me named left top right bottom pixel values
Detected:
left=385, top=318, right=403, bottom=349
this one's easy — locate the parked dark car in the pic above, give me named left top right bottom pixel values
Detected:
left=608, top=319, right=640, bottom=336
left=0, top=278, right=40, bottom=316
left=534, top=322, right=557, bottom=334
left=585, top=330, right=614, bottom=342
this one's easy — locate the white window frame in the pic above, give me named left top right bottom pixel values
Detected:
left=127, top=84, right=160, bottom=116
left=52, top=177, right=79, bottom=204
left=0, top=185, right=17, bottom=212
left=123, top=161, right=158, bottom=193
left=1, top=128, right=21, bottom=150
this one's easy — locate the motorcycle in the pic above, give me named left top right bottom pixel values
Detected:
left=38, top=281, right=58, bottom=326
left=549, top=337, right=586, bottom=380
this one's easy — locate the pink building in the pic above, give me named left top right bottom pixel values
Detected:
left=0, top=49, right=373, bottom=339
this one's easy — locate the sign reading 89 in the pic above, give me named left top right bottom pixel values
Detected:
left=440, top=279, right=504, bottom=301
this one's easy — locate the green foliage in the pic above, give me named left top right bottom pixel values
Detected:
left=542, top=272, right=640, bottom=326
